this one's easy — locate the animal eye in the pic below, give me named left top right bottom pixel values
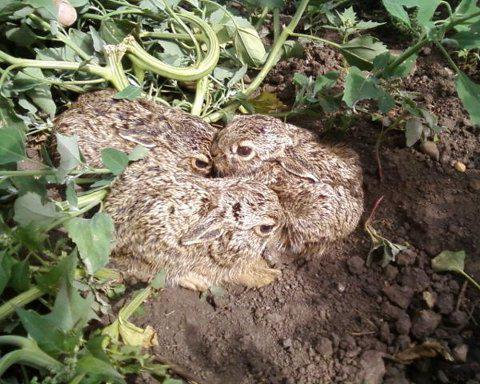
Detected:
left=195, top=159, right=210, bottom=169
left=255, top=223, right=275, bottom=237
left=237, top=145, right=253, bottom=157
left=191, top=156, right=211, bottom=171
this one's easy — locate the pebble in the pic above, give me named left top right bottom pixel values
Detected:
left=395, top=314, right=412, bottom=335
left=436, top=293, right=455, bottom=314
left=422, top=291, right=437, bottom=309
left=401, top=268, right=431, bottom=293
left=411, top=310, right=442, bottom=339
left=382, top=302, right=404, bottom=320
left=282, top=338, right=293, bottom=349
left=382, top=285, right=414, bottom=309
left=453, top=344, right=468, bottom=362
left=469, top=179, right=480, bottom=192
left=347, top=256, right=366, bottom=275
left=449, top=310, right=469, bottom=327
left=360, top=351, right=386, bottom=384
left=454, top=161, right=467, bottom=172
left=315, top=337, right=333, bottom=358
left=419, top=141, right=440, bottom=161
left=385, top=265, right=399, bottom=281
left=396, top=250, right=417, bottom=266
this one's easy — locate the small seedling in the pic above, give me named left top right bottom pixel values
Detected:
left=432, top=250, right=480, bottom=292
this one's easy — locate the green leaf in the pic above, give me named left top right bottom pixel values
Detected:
left=0, top=252, right=15, bottom=295
left=382, top=0, right=441, bottom=26
left=13, top=68, right=56, bottom=117
left=24, top=0, right=57, bottom=20
left=452, top=20, right=480, bottom=49
left=150, top=270, right=166, bottom=289
left=66, top=180, right=78, bottom=210
left=227, top=16, right=266, bottom=67
left=13, top=192, right=61, bottom=228
left=313, top=71, right=339, bottom=94
left=65, top=212, right=115, bottom=274
left=244, top=0, right=284, bottom=9
left=128, top=145, right=149, bottom=161
left=0, top=127, right=26, bottom=164
left=76, top=354, right=125, bottom=383
left=455, top=72, right=480, bottom=125
left=340, top=35, right=388, bottom=71
left=114, top=85, right=142, bottom=101
left=342, top=66, right=395, bottom=113
left=0, top=95, right=27, bottom=131
left=373, top=51, right=417, bottom=78
left=405, top=118, right=424, bottom=147
left=99, top=19, right=136, bottom=44
left=431, top=250, right=465, bottom=272
left=10, top=259, right=30, bottom=293
left=56, top=133, right=82, bottom=179
left=46, top=280, right=97, bottom=332
left=36, top=252, right=77, bottom=291
left=17, top=308, right=76, bottom=356
left=102, top=148, right=129, bottom=175
left=249, top=92, right=287, bottom=114
left=453, top=0, right=480, bottom=32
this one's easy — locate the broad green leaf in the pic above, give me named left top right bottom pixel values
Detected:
left=340, top=35, right=388, bottom=71
left=65, top=212, right=115, bottom=274
left=24, top=0, right=57, bottom=19
left=36, top=251, right=77, bottom=291
left=5, top=24, right=37, bottom=47
left=128, top=145, right=149, bottom=161
left=382, top=0, right=441, bottom=26
left=14, top=68, right=56, bottom=117
left=244, top=0, right=284, bottom=8
left=101, top=148, right=129, bottom=175
left=249, top=92, right=287, bottom=113
left=0, top=95, right=27, bottom=131
left=0, top=252, right=15, bottom=295
left=10, top=259, right=30, bottom=292
left=227, top=16, right=266, bottom=67
left=0, top=126, right=26, bottom=164
left=432, top=250, right=465, bottom=272
left=373, top=51, right=417, bottom=78
left=66, top=180, right=78, bottom=210
left=227, top=65, right=248, bottom=87
left=150, top=270, right=166, bottom=289
left=405, top=118, right=423, bottom=147
left=17, top=308, right=77, bottom=356
left=114, top=85, right=142, bottom=101
left=456, top=72, right=480, bottom=125
left=342, top=66, right=395, bottom=113
left=282, top=40, right=305, bottom=60
left=313, top=71, right=339, bottom=94
left=452, top=20, right=480, bottom=49
left=12, top=175, right=48, bottom=198
left=99, top=19, right=136, bottom=44
left=14, top=224, right=47, bottom=251
left=46, top=280, right=97, bottom=332
left=76, top=354, right=125, bottom=383
left=453, top=0, right=480, bottom=31
left=13, top=192, right=61, bottom=228
left=213, top=66, right=235, bottom=82
left=56, top=133, right=82, bottom=179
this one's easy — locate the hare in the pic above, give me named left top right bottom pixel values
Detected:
left=211, top=114, right=364, bottom=258
left=52, top=89, right=216, bottom=176
left=104, top=163, right=284, bottom=291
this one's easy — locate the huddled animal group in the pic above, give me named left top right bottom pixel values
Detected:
left=53, top=89, right=364, bottom=291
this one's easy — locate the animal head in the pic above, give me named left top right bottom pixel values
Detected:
left=211, top=115, right=297, bottom=176
left=180, top=179, right=284, bottom=260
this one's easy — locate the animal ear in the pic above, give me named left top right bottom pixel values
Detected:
left=277, top=157, right=319, bottom=183
left=180, top=207, right=224, bottom=245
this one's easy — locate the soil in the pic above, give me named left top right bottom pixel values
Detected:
left=132, top=41, right=480, bottom=383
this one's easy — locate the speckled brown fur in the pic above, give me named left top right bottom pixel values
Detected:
left=212, top=114, right=364, bottom=257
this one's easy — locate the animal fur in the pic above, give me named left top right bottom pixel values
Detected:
left=211, top=114, right=364, bottom=257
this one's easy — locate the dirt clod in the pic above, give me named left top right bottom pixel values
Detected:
left=360, top=350, right=386, bottom=384
left=419, top=141, right=440, bottom=161
left=347, top=256, right=366, bottom=275
left=316, top=337, right=334, bottom=358
left=411, top=310, right=442, bottom=339
left=383, top=285, right=414, bottom=309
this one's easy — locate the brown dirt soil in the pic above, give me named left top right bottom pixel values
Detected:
left=131, top=45, right=480, bottom=384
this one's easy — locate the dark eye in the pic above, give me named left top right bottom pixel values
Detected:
left=237, top=145, right=253, bottom=157
left=195, top=159, right=210, bottom=169
left=260, top=224, right=274, bottom=234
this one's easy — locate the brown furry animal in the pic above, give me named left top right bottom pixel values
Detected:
left=53, top=89, right=216, bottom=176
left=53, top=91, right=283, bottom=290
left=105, top=162, right=283, bottom=291
left=211, top=114, right=364, bottom=257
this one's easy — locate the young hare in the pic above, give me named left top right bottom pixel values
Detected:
left=211, top=114, right=364, bottom=257
left=105, top=165, right=284, bottom=291
left=53, top=89, right=216, bottom=176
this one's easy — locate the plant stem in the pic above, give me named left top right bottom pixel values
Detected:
left=204, top=0, right=310, bottom=123
left=382, top=38, right=428, bottom=76
left=458, top=270, right=480, bottom=292
left=435, top=41, right=461, bottom=74
left=104, top=45, right=130, bottom=90
left=273, top=8, right=280, bottom=43
left=0, top=286, right=45, bottom=322
left=0, top=168, right=111, bottom=177
left=192, top=76, right=209, bottom=115
left=0, top=348, right=63, bottom=376
left=290, top=32, right=342, bottom=49
left=255, top=6, right=270, bottom=30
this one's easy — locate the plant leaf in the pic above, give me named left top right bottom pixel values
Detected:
left=13, top=192, right=61, bottom=228
left=128, top=145, right=149, bottom=161
left=431, top=250, right=466, bottom=273
left=382, top=0, right=441, bottom=26
left=114, top=85, right=142, bottom=101
left=101, top=148, right=129, bottom=175
left=227, top=16, right=266, bottom=67
left=455, top=72, right=480, bottom=125
left=342, top=66, right=395, bottom=113
left=0, top=95, right=27, bottom=131
left=405, top=118, right=424, bottom=147
left=56, top=133, right=82, bottom=179
left=0, top=127, right=26, bottom=165
left=340, top=35, right=388, bottom=71
left=65, top=212, right=115, bottom=275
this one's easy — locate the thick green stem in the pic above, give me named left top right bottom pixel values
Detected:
left=255, top=6, right=270, bottom=30
left=0, top=348, right=63, bottom=376
left=191, top=76, right=209, bottom=115
left=104, top=45, right=130, bottom=90
left=273, top=8, right=280, bottom=42
left=0, top=168, right=111, bottom=178
left=204, top=0, right=310, bottom=123
left=0, top=287, right=45, bottom=322
left=123, top=12, right=219, bottom=81
left=382, top=38, right=428, bottom=76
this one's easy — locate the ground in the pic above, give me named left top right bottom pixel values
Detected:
left=131, top=46, right=480, bottom=383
